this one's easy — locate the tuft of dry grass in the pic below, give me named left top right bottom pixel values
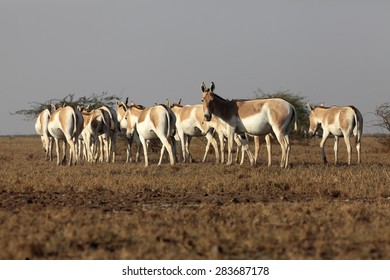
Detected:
left=0, top=135, right=389, bottom=259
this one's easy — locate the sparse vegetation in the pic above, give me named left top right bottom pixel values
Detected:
left=11, top=92, right=119, bottom=120
left=373, top=102, right=390, bottom=148
left=0, top=135, right=390, bottom=259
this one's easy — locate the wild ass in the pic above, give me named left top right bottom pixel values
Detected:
left=35, top=108, right=53, bottom=161
left=307, top=104, right=363, bottom=165
left=98, top=105, right=118, bottom=163
left=201, top=82, right=297, bottom=168
left=79, top=107, right=111, bottom=163
left=170, top=103, right=220, bottom=163
left=48, top=105, right=83, bottom=166
left=116, top=98, right=142, bottom=163
left=123, top=104, right=175, bottom=167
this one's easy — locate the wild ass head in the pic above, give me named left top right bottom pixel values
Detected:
left=306, top=103, right=323, bottom=137
left=201, top=81, right=215, bottom=122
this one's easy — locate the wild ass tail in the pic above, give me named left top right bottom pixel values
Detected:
left=351, top=106, right=362, bottom=142
left=72, top=107, right=78, bottom=137
left=97, top=109, right=110, bottom=128
left=165, top=108, right=172, bottom=138
left=291, top=105, right=298, bottom=132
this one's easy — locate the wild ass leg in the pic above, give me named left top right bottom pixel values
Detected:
left=274, top=131, right=287, bottom=168
left=178, top=130, right=187, bottom=163
left=158, top=145, right=165, bottom=165
left=54, top=138, right=61, bottom=165
left=226, top=128, right=234, bottom=166
left=125, top=136, right=132, bottom=163
left=158, top=137, right=174, bottom=165
left=48, top=137, right=54, bottom=161
left=67, top=138, right=76, bottom=166
left=186, top=136, right=192, bottom=162
left=202, top=138, right=212, bottom=162
left=284, top=135, right=291, bottom=168
left=61, top=140, right=67, bottom=165
left=134, top=132, right=142, bottom=163
left=111, top=133, right=116, bottom=163
left=204, top=131, right=219, bottom=164
left=238, top=134, right=254, bottom=165
left=265, top=134, right=272, bottom=166
left=334, top=136, right=339, bottom=165
left=234, top=134, right=241, bottom=163
left=219, top=133, right=225, bottom=164
left=254, top=135, right=260, bottom=164
left=343, top=135, right=352, bottom=165
left=139, top=136, right=149, bottom=167
left=356, top=136, right=361, bottom=164
left=320, top=130, right=330, bottom=164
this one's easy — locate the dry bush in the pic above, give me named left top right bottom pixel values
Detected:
left=0, top=135, right=390, bottom=259
left=372, top=134, right=390, bottom=153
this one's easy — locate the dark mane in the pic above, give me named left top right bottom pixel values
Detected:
left=212, top=92, right=229, bottom=102
left=171, top=103, right=183, bottom=108
left=314, top=105, right=331, bottom=109
left=157, top=103, right=169, bottom=111
left=118, top=102, right=128, bottom=110
left=130, top=104, right=145, bottom=110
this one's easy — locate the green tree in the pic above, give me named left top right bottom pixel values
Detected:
left=12, top=92, right=120, bottom=120
left=254, top=88, right=309, bottom=136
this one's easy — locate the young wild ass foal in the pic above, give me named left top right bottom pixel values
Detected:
left=124, top=104, right=175, bottom=167
left=48, top=105, right=84, bottom=166
left=201, top=82, right=297, bottom=168
left=35, top=108, right=53, bottom=161
left=307, top=104, right=363, bottom=165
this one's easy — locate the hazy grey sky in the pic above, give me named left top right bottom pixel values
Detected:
left=1, top=0, right=389, bottom=135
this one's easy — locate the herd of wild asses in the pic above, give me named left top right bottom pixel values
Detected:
left=35, top=82, right=363, bottom=167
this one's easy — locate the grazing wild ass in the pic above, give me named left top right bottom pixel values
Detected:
left=170, top=102, right=219, bottom=163
left=124, top=104, right=175, bottom=167
left=35, top=108, right=53, bottom=161
left=201, top=82, right=297, bottom=168
left=307, top=104, right=363, bottom=165
left=48, top=105, right=84, bottom=166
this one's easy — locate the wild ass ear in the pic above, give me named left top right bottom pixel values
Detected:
left=50, top=102, right=56, bottom=112
left=201, top=82, right=206, bottom=93
left=166, top=99, right=171, bottom=107
left=319, top=103, right=324, bottom=107
left=116, top=99, right=120, bottom=106
left=306, top=103, right=313, bottom=112
left=130, top=100, right=135, bottom=106
left=178, top=98, right=182, bottom=105
left=210, top=81, right=215, bottom=93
